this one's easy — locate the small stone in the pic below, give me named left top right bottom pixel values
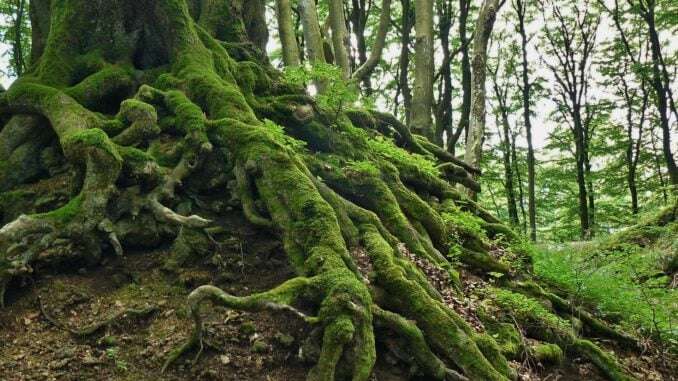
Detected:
left=219, top=354, right=231, bottom=365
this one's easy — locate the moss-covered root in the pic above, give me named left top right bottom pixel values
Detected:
left=362, top=224, right=511, bottom=381
left=372, top=306, right=465, bottom=380
left=571, top=339, right=634, bottom=381
left=488, top=289, right=635, bottom=381
left=163, top=279, right=318, bottom=372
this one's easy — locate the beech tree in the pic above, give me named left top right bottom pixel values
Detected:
left=464, top=0, right=506, bottom=199
left=410, top=0, right=435, bottom=140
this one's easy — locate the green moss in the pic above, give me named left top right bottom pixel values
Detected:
left=251, top=340, right=267, bottom=353
left=530, top=343, right=563, bottom=364
left=117, top=145, right=154, bottom=164
left=148, top=139, right=183, bottom=167
left=240, top=321, right=257, bottom=336
left=487, top=322, right=524, bottom=359
left=36, top=194, right=83, bottom=223
left=572, top=339, right=634, bottom=381
left=63, top=128, right=122, bottom=162
left=487, top=288, right=572, bottom=342
left=473, top=333, right=517, bottom=380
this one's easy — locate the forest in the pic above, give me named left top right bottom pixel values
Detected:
left=0, top=0, right=674, bottom=380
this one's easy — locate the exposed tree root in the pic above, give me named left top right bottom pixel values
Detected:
left=38, top=295, right=157, bottom=337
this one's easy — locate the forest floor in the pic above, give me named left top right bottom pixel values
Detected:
left=0, top=209, right=673, bottom=380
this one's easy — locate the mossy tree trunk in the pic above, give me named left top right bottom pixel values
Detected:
left=0, top=1, right=640, bottom=380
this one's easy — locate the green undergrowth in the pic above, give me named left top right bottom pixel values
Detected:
left=533, top=206, right=678, bottom=348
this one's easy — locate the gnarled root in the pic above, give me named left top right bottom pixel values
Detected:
left=162, top=278, right=318, bottom=372
left=39, top=295, right=158, bottom=336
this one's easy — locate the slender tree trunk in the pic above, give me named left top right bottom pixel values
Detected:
left=585, top=150, right=595, bottom=237
left=495, top=112, right=519, bottom=226
left=624, top=88, right=639, bottom=215
left=435, top=0, right=454, bottom=147
left=328, top=0, right=352, bottom=79
left=12, top=0, right=27, bottom=76
left=573, top=109, right=591, bottom=239
left=299, top=0, right=326, bottom=65
left=515, top=0, right=536, bottom=241
left=349, top=0, right=371, bottom=92
left=398, top=0, right=414, bottom=124
left=650, top=124, right=669, bottom=202
left=464, top=0, right=505, bottom=199
left=352, top=0, right=392, bottom=83
left=643, top=4, right=678, bottom=186
left=411, top=0, right=435, bottom=140
left=449, top=0, right=471, bottom=154
left=511, top=132, right=528, bottom=234
left=299, top=0, right=327, bottom=92
left=276, top=0, right=301, bottom=67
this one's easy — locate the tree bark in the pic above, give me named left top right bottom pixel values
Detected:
left=351, top=0, right=392, bottom=83
left=464, top=0, right=505, bottom=199
left=514, top=0, right=537, bottom=241
left=276, top=0, right=301, bottom=67
left=397, top=0, right=414, bottom=124
left=640, top=1, right=678, bottom=186
left=434, top=0, right=454, bottom=148
left=328, top=0, right=352, bottom=79
left=449, top=0, right=471, bottom=155
left=411, top=0, right=435, bottom=140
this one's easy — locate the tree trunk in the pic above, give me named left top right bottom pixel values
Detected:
left=511, top=132, right=528, bottom=234
left=574, top=109, right=591, bottom=239
left=464, top=0, right=505, bottom=199
left=276, top=0, right=301, bottom=67
left=514, top=0, right=537, bottom=241
left=496, top=112, right=519, bottom=226
left=434, top=0, right=454, bottom=148
left=411, top=0, right=435, bottom=140
left=352, top=0, right=392, bottom=84
left=328, top=0, right=352, bottom=79
left=642, top=3, right=678, bottom=186
left=397, top=0, right=414, bottom=124
left=299, top=0, right=328, bottom=91
left=449, top=0, right=471, bottom=155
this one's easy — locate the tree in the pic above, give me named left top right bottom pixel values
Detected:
left=449, top=0, right=472, bottom=154
left=350, top=0, right=393, bottom=83
left=411, top=0, right=435, bottom=140
left=0, top=0, right=30, bottom=78
left=539, top=0, right=600, bottom=239
left=512, top=0, right=537, bottom=241
left=433, top=0, right=456, bottom=147
left=489, top=37, right=520, bottom=227
left=276, top=0, right=301, bottom=67
left=599, top=0, right=677, bottom=187
left=299, top=0, right=327, bottom=66
left=328, top=0, right=351, bottom=79
left=464, top=0, right=506, bottom=199
left=0, top=1, right=645, bottom=380
left=395, top=0, right=414, bottom=122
